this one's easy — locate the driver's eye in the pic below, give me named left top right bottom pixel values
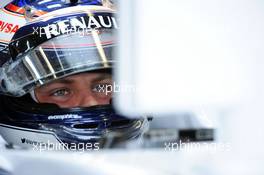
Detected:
left=92, top=83, right=112, bottom=93
left=51, top=89, right=71, bottom=97
left=92, top=83, right=113, bottom=97
left=92, top=84, right=106, bottom=93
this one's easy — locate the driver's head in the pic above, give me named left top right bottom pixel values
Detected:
left=0, top=3, right=148, bottom=150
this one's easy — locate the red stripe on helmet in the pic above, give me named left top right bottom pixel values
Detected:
left=5, top=3, right=25, bottom=15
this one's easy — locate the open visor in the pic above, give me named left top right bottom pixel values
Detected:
left=0, top=29, right=115, bottom=96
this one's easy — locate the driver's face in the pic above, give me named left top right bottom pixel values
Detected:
left=34, top=72, right=112, bottom=108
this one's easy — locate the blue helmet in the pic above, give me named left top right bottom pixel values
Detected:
left=0, top=1, right=148, bottom=151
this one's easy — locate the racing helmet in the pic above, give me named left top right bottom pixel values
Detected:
left=0, top=1, right=148, bottom=150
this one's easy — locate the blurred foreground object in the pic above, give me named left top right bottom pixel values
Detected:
left=116, top=0, right=264, bottom=114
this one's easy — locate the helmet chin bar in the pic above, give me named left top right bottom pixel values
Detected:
left=0, top=95, right=148, bottom=150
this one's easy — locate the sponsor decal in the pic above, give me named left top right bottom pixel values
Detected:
left=21, top=137, right=53, bottom=148
left=48, top=114, right=82, bottom=120
left=34, top=15, right=118, bottom=39
left=0, top=20, right=19, bottom=33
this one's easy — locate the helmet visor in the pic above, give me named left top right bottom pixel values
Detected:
left=0, top=29, right=115, bottom=96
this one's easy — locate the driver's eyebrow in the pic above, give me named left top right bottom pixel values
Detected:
left=52, top=79, right=75, bottom=84
left=36, top=73, right=112, bottom=92
left=37, top=79, right=74, bottom=91
left=90, top=74, right=112, bottom=83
